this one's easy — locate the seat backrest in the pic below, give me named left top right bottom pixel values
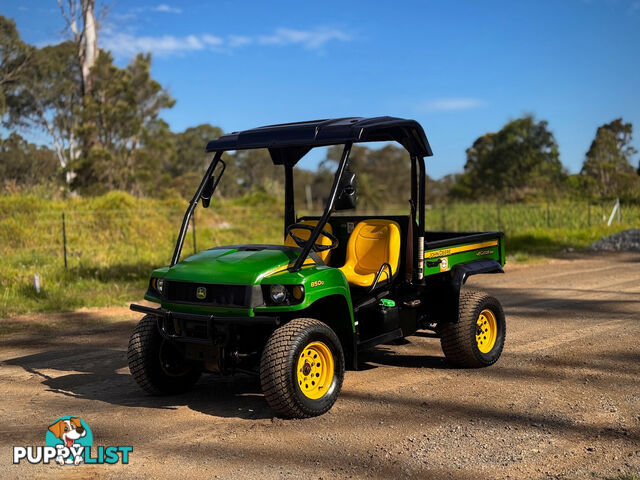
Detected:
left=284, top=220, right=333, bottom=263
left=345, top=219, right=401, bottom=276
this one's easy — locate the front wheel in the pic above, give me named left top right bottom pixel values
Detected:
left=260, top=318, right=344, bottom=418
left=127, top=315, right=201, bottom=395
left=440, top=290, right=506, bottom=368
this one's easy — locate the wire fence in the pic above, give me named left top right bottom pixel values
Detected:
left=1, top=206, right=284, bottom=271
left=425, top=201, right=635, bottom=232
left=338, top=200, right=637, bottom=232
left=2, top=200, right=637, bottom=271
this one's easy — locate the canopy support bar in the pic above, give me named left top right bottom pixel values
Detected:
left=171, top=151, right=222, bottom=266
left=290, top=142, right=352, bottom=272
left=284, top=163, right=295, bottom=239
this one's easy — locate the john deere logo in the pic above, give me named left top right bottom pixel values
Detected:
left=196, top=287, right=207, bottom=300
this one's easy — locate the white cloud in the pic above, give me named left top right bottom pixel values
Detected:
left=102, top=33, right=207, bottom=58
left=419, top=98, right=486, bottom=112
left=103, top=27, right=350, bottom=58
left=228, top=35, right=252, bottom=48
left=154, top=4, right=182, bottom=14
left=202, top=34, right=223, bottom=46
left=258, top=27, right=350, bottom=49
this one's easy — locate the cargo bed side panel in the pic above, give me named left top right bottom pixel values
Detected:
left=423, top=236, right=502, bottom=278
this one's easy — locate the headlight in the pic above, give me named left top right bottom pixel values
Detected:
left=156, top=278, right=164, bottom=295
left=262, top=284, right=304, bottom=306
left=270, top=284, right=287, bottom=304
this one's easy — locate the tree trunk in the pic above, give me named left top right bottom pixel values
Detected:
left=77, top=0, right=98, bottom=190
left=81, top=0, right=97, bottom=96
left=56, top=0, right=99, bottom=188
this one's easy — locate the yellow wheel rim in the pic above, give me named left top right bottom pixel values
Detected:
left=296, top=341, right=334, bottom=400
left=476, top=309, right=498, bottom=354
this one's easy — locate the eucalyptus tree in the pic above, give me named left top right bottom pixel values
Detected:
left=581, top=118, right=638, bottom=200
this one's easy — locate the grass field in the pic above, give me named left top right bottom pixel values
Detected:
left=1, top=191, right=637, bottom=318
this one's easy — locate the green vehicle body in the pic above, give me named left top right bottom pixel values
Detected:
left=139, top=226, right=504, bottom=371
left=146, top=234, right=504, bottom=321
left=146, top=248, right=354, bottom=325
left=130, top=116, right=505, bottom=375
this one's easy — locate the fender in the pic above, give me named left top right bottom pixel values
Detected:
left=293, top=293, right=358, bottom=369
left=424, top=259, right=504, bottom=324
left=452, top=259, right=504, bottom=290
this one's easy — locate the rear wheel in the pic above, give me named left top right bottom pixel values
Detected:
left=440, top=290, right=506, bottom=367
left=128, top=315, right=201, bottom=394
left=260, top=318, right=344, bottom=418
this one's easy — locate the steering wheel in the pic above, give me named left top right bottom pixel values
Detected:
left=286, top=223, right=339, bottom=252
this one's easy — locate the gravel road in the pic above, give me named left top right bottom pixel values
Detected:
left=1, top=253, right=639, bottom=479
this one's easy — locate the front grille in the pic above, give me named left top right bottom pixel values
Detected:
left=164, top=281, right=249, bottom=307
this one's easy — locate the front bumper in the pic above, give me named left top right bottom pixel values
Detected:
left=130, top=303, right=280, bottom=344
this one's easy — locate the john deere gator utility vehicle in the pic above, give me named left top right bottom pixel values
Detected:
left=128, top=117, right=506, bottom=418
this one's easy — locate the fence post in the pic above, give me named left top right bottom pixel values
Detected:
left=496, top=203, right=501, bottom=231
left=546, top=202, right=550, bottom=228
left=607, top=198, right=620, bottom=226
left=62, top=212, right=68, bottom=269
left=192, top=212, right=197, bottom=255
left=441, top=207, right=446, bottom=231
left=587, top=202, right=591, bottom=227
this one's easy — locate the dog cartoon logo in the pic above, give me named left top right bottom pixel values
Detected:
left=46, top=416, right=93, bottom=465
left=13, top=416, right=131, bottom=465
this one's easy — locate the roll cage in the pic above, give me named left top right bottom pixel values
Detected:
left=170, top=116, right=433, bottom=277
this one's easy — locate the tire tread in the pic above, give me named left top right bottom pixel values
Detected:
left=440, top=290, right=506, bottom=368
left=127, top=315, right=200, bottom=395
left=260, top=318, right=343, bottom=418
left=127, top=315, right=164, bottom=394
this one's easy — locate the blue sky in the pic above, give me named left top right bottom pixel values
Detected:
left=5, top=0, right=640, bottom=178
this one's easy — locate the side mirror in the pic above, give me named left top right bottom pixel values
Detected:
left=335, top=171, right=357, bottom=211
left=201, top=176, right=215, bottom=208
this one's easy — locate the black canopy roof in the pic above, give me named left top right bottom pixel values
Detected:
left=205, top=116, right=433, bottom=163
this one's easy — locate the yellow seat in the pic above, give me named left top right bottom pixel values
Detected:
left=284, top=220, right=333, bottom=263
left=339, top=219, right=401, bottom=288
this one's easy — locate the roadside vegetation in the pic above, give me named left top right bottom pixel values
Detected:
left=0, top=191, right=282, bottom=318
left=2, top=191, right=638, bottom=318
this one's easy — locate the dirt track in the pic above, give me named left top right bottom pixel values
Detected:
left=1, top=253, right=639, bottom=479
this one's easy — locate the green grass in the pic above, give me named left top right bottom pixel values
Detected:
left=504, top=225, right=635, bottom=255
left=424, top=201, right=640, bottom=231
left=0, top=191, right=282, bottom=318
left=1, top=192, right=638, bottom=318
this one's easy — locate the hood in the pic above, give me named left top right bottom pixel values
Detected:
left=162, top=245, right=301, bottom=285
